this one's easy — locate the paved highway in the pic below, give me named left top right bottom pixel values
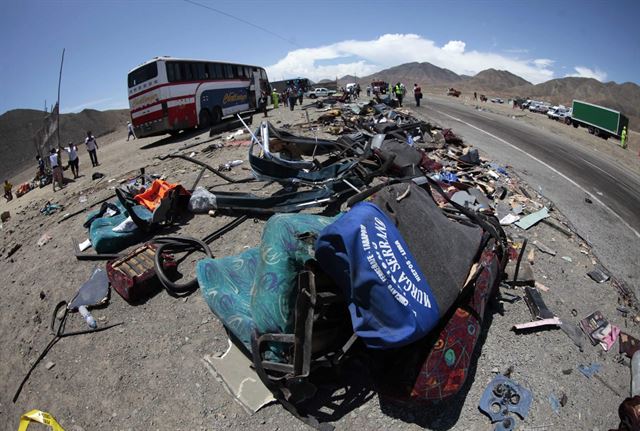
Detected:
left=416, top=96, right=640, bottom=297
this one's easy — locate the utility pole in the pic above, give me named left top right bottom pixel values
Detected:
left=56, top=48, right=65, bottom=149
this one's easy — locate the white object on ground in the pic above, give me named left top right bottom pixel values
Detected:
left=112, top=216, right=137, bottom=233
left=78, top=239, right=92, bottom=251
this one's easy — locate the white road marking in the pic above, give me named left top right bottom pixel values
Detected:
left=432, top=108, right=640, bottom=239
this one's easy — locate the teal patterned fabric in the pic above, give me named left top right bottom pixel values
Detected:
left=86, top=200, right=151, bottom=253
left=197, top=213, right=337, bottom=354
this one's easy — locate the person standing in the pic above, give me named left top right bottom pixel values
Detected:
left=49, top=148, right=64, bottom=191
left=297, top=87, right=304, bottom=105
left=127, top=121, right=136, bottom=141
left=271, top=88, right=279, bottom=109
left=85, top=131, right=99, bottom=167
left=395, top=82, right=404, bottom=107
left=62, top=141, right=79, bottom=178
left=36, top=155, right=45, bottom=177
left=259, top=90, right=268, bottom=117
left=621, top=126, right=628, bottom=149
left=288, top=86, right=296, bottom=111
left=414, top=83, right=423, bottom=107
left=3, top=179, right=12, bottom=201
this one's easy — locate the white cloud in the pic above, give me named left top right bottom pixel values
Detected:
left=565, top=66, right=608, bottom=82
left=533, top=59, right=554, bottom=68
left=442, top=40, right=466, bottom=54
left=503, top=48, right=530, bottom=54
left=63, top=97, right=115, bottom=113
left=266, top=34, right=555, bottom=84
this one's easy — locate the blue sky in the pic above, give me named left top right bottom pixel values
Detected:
left=1, top=0, right=638, bottom=114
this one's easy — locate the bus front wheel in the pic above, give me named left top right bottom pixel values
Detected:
left=199, top=109, right=212, bottom=128
left=212, top=107, right=222, bottom=125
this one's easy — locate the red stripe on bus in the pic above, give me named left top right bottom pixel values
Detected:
left=130, top=94, right=197, bottom=115
left=132, top=102, right=197, bottom=127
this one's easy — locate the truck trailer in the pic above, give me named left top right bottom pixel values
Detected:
left=570, top=100, right=629, bottom=140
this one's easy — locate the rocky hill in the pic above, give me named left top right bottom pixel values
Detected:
left=0, top=108, right=130, bottom=180
left=461, top=68, right=531, bottom=91
left=344, top=62, right=463, bottom=87
left=338, top=62, right=637, bottom=129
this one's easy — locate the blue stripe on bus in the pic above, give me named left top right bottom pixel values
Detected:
left=200, top=87, right=250, bottom=112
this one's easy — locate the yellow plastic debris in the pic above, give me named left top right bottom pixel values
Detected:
left=18, top=409, right=65, bottom=431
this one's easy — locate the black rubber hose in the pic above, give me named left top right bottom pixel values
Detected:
left=154, top=236, right=213, bottom=296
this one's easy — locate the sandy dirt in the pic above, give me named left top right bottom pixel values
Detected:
left=0, top=99, right=637, bottom=430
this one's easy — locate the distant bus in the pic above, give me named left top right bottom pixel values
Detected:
left=269, top=77, right=311, bottom=93
left=127, top=57, right=270, bottom=137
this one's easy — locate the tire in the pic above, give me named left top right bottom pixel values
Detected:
left=199, top=108, right=212, bottom=129
left=212, top=107, right=222, bottom=124
left=310, top=94, right=317, bottom=99
left=572, top=121, right=579, bottom=128
left=594, top=128, right=601, bottom=137
left=588, top=126, right=595, bottom=134
left=565, top=118, right=571, bottom=125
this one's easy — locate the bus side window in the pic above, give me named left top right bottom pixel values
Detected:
left=197, top=63, right=206, bottom=80
left=184, top=63, right=194, bottom=81
left=167, top=63, right=175, bottom=82
left=206, top=63, right=216, bottom=80
left=244, top=67, right=252, bottom=79
left=213, top=63, right=222, bottom=79
left=178, top=63, right=187, bottom=82
left=236, top=66, right=244, bottom=78
left=224, top=64, right=233, bottom=79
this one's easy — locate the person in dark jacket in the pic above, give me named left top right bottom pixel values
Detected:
left=414, top=83, right=423, bottom=107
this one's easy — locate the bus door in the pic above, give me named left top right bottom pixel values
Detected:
left=252, top=71, right=261, bottom=109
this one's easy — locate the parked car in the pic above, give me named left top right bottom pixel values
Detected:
left=447, top=88, right=461, bottom=97
left=304, top=88, right=335, bottom=99
left=490, top=98, right=504, bottom=104
left=529, top=103, right=550, bottom=114
left=559, top=108, right=572, bottom=124
left=547, top=106, right=566, bottom=120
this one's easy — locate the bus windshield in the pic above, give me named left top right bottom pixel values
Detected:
left=128, top=62, right=158, bottom=88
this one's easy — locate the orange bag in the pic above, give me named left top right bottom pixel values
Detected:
left=134, top=180, right=190, bottom=211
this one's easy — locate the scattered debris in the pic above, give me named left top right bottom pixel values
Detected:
left=479, top=375, right=533, bottom=430
left=515, top=207, right=549, bottom=230
left=619, top=332, right=640, bottom=358
left=587, top=267, right=610, bottom=283
left=578, top=363, right=625, bottom=397
left=202, top=341, right=276, bottom=413
left=45, top=361, right=55, bottom=370
left=532, top=239, right=557, bottom=256
left=37, top=233, right=52, bottom=247
left=577, top=310, right=620, bottom=351
left=6, top=243, right=21, bottom=258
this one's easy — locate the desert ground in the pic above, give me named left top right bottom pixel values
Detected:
left=1, top=97, right=638, bottom=430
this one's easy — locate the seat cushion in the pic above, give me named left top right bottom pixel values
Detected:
left=197, top=213, right=337, bottom=353
left=198, top=248, right=260, bottom=348
left=87, top=201, right=151, bottom=253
